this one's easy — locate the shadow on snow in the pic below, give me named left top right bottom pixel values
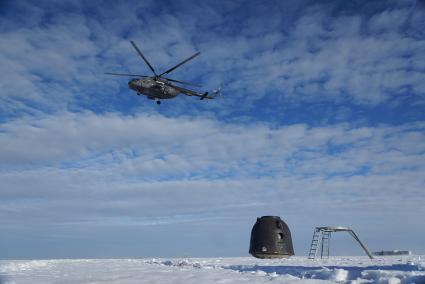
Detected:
left=225, top=263, right=425, bottom=283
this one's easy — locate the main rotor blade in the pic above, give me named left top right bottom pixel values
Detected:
left=105, top=72, right=149, bottom=77
left=159, top=51, right=200, bottom=76
left=162, top=77, right=201, bottom=87
left=130, top=40, right=157, bottom=76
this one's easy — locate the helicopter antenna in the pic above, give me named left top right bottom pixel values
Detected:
left=130, top=40, right=157, bottom=76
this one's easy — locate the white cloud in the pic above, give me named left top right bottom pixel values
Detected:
left=0, top=112, right=424, bottom=231
left=1, top=112, right=424, bottom=174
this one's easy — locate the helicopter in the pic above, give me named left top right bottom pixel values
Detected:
left=105, top=40, right=220, bottom=105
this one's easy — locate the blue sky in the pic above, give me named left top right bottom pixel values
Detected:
left=0, top=0, right=424, bottom=259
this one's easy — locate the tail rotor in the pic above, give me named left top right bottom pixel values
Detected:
left=212, top=87, right=222, bottom=98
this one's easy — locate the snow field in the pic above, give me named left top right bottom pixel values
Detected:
left=1, top=255, right=424, bottom=284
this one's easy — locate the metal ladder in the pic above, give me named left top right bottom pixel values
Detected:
left=308, top=228, right=320, bottom=259
left=307, top=226, right=374, bottom=260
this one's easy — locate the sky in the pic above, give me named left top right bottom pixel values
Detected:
left=0, top=0, right=424, bottom=259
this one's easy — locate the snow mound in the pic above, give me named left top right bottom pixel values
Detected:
left=145, top=258, right=219, bottom=269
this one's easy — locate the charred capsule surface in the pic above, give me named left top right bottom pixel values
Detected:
left=249, top=216, right=294, bottom=259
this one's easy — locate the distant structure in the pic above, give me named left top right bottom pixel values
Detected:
left=372, top=250, right=412, bottom=256
left=249, top=216, right=294, bottom=259
left=308, top=226, right=374, bottom=259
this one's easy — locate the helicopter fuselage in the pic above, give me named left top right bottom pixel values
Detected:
left=128, top=78, right=180, bottom=100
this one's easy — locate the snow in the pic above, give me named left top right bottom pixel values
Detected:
left=1, top=255, right=424, bottom=284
